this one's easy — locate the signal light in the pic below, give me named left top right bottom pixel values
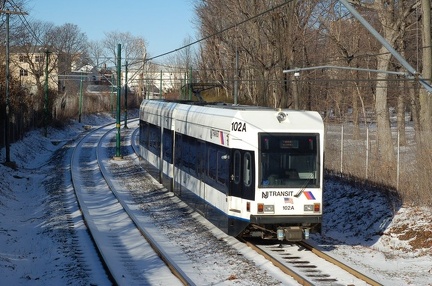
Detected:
left=314, top=203, right=320, bottom=212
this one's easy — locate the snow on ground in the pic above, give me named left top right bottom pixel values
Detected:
left=0, top=112, right=431, bottom=285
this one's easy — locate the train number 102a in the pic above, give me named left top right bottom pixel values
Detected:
left=231, top=121, right=247, bottom=132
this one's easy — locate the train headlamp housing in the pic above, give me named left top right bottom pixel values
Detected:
left=258, top=203, right=275, bottom=214
left=277, top=111, right=287, bottom=123
left=304, top=203, right=321, bottom=213
left=304, top=204, right=314, bottom=211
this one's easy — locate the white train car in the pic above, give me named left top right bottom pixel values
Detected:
left=139, top=99, right=324, bottom=241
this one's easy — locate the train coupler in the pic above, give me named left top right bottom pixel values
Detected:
left=277, top=226, right=304, bottom=242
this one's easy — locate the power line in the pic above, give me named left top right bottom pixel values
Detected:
left=147, top=0, right=295, bottom=61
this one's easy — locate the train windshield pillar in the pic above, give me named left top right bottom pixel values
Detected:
left=259, top=133, right=320, bottom=188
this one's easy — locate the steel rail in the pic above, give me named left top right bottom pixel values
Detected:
left=96, top=120, right=195, bottom=286
left=244, top=240, right=314, bottom=286
left=297, top=241, right=383, bottom=286
left=71, top=120, right=186, bottom=285
left=244, top=238, right=383, bottom=286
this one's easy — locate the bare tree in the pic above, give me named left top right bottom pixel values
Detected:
left=419, top=0, right=432, bottom=139
left=12, top=20, right=56, bottom=97
left=102, top=31, right=147, bottom=69
left=87, top=40, right=105, bottom=68
left=346, top=0, right=419, bottom=168
left=166, top=36, right=195, bottom=98
left=48, top=23, right=88, bottom=73
left=196, top=0, right=317, bottom=106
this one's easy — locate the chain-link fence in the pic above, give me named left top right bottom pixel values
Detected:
left=325, top=123, right=432, bottom=206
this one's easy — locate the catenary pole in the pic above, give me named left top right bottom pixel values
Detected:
left=159, top=70, right=162, bottom=99
left=44, top=49, right=50, bottom=137
left=79, top=74, right=83, bottom=123
left=124, top=60, right=128, bottom=128
left=115, top=44, right=122, bottom=158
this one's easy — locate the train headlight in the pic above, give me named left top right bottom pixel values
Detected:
left=304, top=204, right=321, bottom=212
left=264, top=205, right=274, bottom=213
left=277, top=111, right=287, bottom=123
left=304, top=204, right=314, bottom=211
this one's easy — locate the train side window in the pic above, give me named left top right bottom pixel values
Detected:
left=148, top=123, right=161, bottom=155
left=233, top=150, right=241, bottom=184
left=188, top=139, right=198, bottom=177
left=243, top=152, right=252, bottom=187
left=139, top=121, right=149, bottom=148
left=163, top=128, right=173, bottom=163
left=175, top=134, right=182, bottom=166
left=196, top=141, right=206, bottom=177
left=181, top=137, right=189, bottom=171
left=208, top=147, right=217, bottom=180
left=217, top=150, right=229, bottom=186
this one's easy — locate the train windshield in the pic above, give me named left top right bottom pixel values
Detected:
left=259, top=133, right=320, bottom=188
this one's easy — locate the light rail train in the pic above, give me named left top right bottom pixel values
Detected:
left=138, top=99, right=324, bottom=241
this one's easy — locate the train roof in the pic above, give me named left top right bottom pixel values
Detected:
left=141, top=99, right=309, bottom=112
left=140, top=99, right=324, bottom=133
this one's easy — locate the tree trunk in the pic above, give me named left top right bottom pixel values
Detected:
left=419, top=0, right=432, bottom=140
left=397, top=80, right=407, bottom=146
left=375, top=50, right=395, bottom=164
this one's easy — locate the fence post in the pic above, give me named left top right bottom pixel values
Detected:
left=397, top=130, right=400, bottom=191
left=366, top=126, right=369, bottom=179
left=340, top=124, right=344, bottom=174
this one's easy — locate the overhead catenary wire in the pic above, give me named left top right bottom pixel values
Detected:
left=147, top=0, right=296, bottom=61
left=5, top=0, right=430, bottom=90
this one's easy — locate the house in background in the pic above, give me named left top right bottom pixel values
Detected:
left=10, top=46, right=66, bottom=95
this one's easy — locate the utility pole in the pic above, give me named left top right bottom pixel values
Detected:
left=43, top=49, right=51, bottom=137
left=114, top=44, right=122, bottom=159
left=124, top=60, right=128, bottom=128
left=79, top=74, right=83, bottom=123
left=1, top=9, right=27, bottom=164
left=159, top=70, right=162, bottom=99
left=234, top=46, right=238, bottom=105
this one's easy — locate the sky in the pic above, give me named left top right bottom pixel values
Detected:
left=26, top=0, right=198, bottom=58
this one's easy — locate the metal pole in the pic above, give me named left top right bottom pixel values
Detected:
left=366, top=126, right=369, bottom=179
left=44, top=50, right=50, bottom=137
left=182, top=75, right=185, bottom=99
left=340, top=124, right=344, bottom=174
left=159, top=70, right=162, bottom=99
left=397, top=131, right=400, bottom=191
left=189, top=67, right=192, bottom=100
left=78, top=75, right=83, bottom=123
left=4, top=12, right=10, bottom=162
left=124, top=60, right=128, bottom=128
left=115, top=44, right=122, bottom=158
left=234, top=46, right=238, bottom=105
left=111, top=85, right=114, bottom=116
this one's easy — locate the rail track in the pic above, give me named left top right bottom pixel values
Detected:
left=69, top=119, right=285, bottom=285
left=70, top=120, right=188, bottom=285
left=69, top=118, right=384, bottom=285
left=244, top=238, right=382, bottom=286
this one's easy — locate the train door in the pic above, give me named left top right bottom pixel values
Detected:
left=229, top=149, right=255, bottom=201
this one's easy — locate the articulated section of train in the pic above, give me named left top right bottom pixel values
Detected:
left=139, top=99, right=324, bottom=241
